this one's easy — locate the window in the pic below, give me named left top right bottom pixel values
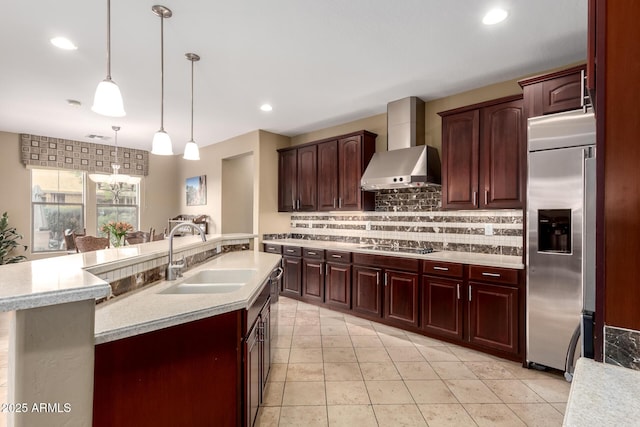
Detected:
left=96, top=182, right=139, bottom=245
left=31, top=169, right=85, bottom=252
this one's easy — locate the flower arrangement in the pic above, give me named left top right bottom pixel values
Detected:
left=100, top=221, right=133, bottom=247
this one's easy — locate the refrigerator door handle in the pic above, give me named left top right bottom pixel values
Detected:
left=564, top=323, right=581, bottom=382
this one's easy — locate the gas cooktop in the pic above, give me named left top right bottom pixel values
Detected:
left=358, top=245, right=436, bottom=255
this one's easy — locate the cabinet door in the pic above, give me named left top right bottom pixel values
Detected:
left=384, top=269, right=419, bottom=327
left=422, top=276, right=464, bottom=340
left=282, top=256, right=302, bottom=297
left=352, top=266, right=383, bottom=318
left=278, top=150, right=297, bottom=212
left=246, top=322, right=260, bottom=427
left=468, top=282, right=518, bottom=354
left=480, top=99, right=525, bottom=209
left=442, top=110, right=480, bottom=209
left=337, top=135, right=363, bottom=210
left=297, top=145, right=317, bottom=211
left=302, top=259, right=324, bottom=302
left=325, top=262, right=351, bottom=309
left=317, top=140, right=338, bottom=211
left=542, top=71, right=583, bottom=115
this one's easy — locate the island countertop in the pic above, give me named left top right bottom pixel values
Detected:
left=94, top=250, right=281, bottom=344
left=0, top=233, right=256, bottom=312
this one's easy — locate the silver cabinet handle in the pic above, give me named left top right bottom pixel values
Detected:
left=333, top=198, right=336, bottom=209
left=468, top=285, right=472, bottom=301
left=292, top=194, right=295, bottom=210
left=331, top=254, right=342, bottom=258
left=308, top=251, right=316, bottom=255
left=384, top=273, right=388, bottom=287
left=472, top=191, right=477, bottom=206
left=481, top=272, right=501, bottom=277
left=376, top=272, right=380, bottom=286
left=296, top=199, right=300, bottom=210
left=325, top=264, right=328, bottom=275
left=457, top=283, right=460, bottom=300
left=339, top=197, right=342, bottom=208
left=273, top=267, right=284, bottom=281
left=286, top=249, right=295, bottom=253
left=433, top=266, right=449, bottom=271
left=484, top=190, right=489, bottom=205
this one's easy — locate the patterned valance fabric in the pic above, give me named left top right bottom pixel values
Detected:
left=20, top=133, right=149, bottom=176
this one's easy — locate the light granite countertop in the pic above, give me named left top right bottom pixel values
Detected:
left=0, top=233, right=255, bottom=312
left=94, top=250, right=281, bottom=344
left=262, top=238, right=525, bottom=269
left=564, top=357, right=640, bottom=426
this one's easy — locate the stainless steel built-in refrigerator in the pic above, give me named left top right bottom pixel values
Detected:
left=526, top=108, right=596, bottom=379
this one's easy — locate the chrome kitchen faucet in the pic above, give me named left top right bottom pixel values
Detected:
left=167, top=222, right=206, bottom=280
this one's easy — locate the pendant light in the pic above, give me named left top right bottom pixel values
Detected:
left=151, top=5, right=173, bottom=155
left=92, top=0, right=126, bottom=117
left=89, top=126, right=141, bottom=191
left=183, top=53, right=201, bottom=160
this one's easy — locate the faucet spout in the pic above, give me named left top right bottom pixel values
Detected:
left=167, top=222, right=207, bottom=280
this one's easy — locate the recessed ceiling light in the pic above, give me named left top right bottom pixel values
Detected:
left=482, top=8, right=508, bottom=25
left=50, top=37, right=78, bottom=50
left=66, top=99, right=82, bottom=107
left=260, top=104, right=273, bottom=112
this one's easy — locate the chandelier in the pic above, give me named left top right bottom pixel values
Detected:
left=89, top=126, right=141, bottom=202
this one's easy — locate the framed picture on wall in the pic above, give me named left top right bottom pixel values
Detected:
left=186, top=175, right=207, bottom=206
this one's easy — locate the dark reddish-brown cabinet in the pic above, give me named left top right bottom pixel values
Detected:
left=302, top=248, right=325, bottom=303
left=278, top=145, right=317, bottom=212
left=281, top=246, right=302, bottom=297
left=324, top=251, right=352, bottom=310
left=421, top=261, right=465, bottom=340
left=467, top=265, right=521, bottom=355
left=439, top=95, right=525, bottom=210
left=352, top=264, right=383, bottom=318
left=280, top=130, right=376, bottom=212
left=384, top=269, right=419, bottom=328
left=519, top=65, right=586, bottom=118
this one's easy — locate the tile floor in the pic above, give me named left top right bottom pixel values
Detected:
left=0, top=299, right=571, bottom=427
left=256, top=297, right=570, bottom=427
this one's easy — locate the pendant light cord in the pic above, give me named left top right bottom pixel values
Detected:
left=190, top=58, right=194, bottom=141
left=106, top=0, right=112, bottom=80
left=159, top=13, right=165, bottom=131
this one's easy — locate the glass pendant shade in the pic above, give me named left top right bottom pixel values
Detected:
left=152, top=130, right=173, bottom=155
left=183, top=141, right=200, bottom=160
left=88, top=126, right=141, bottom=185
left=92, top=78, right=126, bottom=117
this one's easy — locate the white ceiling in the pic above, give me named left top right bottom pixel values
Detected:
left=1, top=0, right=587, bottom=152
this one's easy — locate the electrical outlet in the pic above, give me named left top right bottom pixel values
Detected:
left=484, top=224, right=493, bottom=236
left=365, top=221, right=372, bottom=231
left=309, top=222, right=312, bottom=229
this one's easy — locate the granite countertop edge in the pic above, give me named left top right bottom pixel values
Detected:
left=262, top=238, right=524, bottom=269
left=94, top=250, right=281, bottom=345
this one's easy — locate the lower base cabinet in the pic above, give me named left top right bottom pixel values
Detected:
left=384, top=269, right=419, bottom=327
left=245, top=300, right=271, bottom=427
left=325, top=262, right=352, bottom=309
left=352, top=265, right=383, bottom=317
left=422, top=275, right=464, bottom=340
left=468, top=282, right=519, bottom=354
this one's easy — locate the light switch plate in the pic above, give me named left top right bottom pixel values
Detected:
left=484, top=224, right=493, bottom=236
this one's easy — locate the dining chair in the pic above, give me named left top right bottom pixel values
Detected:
left=150, top=227, right=166, bottom=241
left=65, top=229, right=86, bottom=253
left=125, top=230, right=151, bottom=245
left=74, top=235, right=110, bottom=253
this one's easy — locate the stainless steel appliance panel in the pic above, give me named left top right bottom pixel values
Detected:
left=526, top=108, right=596, bottom=374
left=527, top=146, right=585, bottom=371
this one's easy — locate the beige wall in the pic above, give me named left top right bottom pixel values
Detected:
left=142, top=154, right=180, bottom=234
left=221, top=154, right=254, bottom=233
left=257, top=130, right=291, bottom=239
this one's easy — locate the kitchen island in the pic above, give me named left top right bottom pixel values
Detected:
left=0, top=233, right=269, bottom=427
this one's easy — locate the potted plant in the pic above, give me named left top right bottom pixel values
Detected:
left=0, top=212, right=27, bottom=264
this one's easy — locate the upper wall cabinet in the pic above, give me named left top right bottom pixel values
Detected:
left=278, top=130, right=376, bottom=212
left=518, top=64, right=587, bottom=118
left=439, top=95, right=525, bottom=210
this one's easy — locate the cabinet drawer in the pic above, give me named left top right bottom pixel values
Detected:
left=326, top=250, right=351, bottom=263
left=422, top=261, right=463, bottom=278
left=303, top=248, right=325, bottom=260
left=263, top=244, right=282, bottom=254
left=282, top=246, right=302, bottom=257
left=469, top=265, right=519, bottom=285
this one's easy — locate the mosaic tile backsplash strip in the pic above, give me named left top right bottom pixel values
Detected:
left=20, top=133, right=149, bottom=176
left=265, top=188, right=523, bottom=257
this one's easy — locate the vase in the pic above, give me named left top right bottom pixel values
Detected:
left=113, top=235, right=124, bottom=247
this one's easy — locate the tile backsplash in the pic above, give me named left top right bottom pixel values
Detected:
left=266, top=187, right=523, bottom=257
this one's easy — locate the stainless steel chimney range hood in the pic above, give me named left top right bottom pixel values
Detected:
left=361, top=97, right=441, bottom=191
